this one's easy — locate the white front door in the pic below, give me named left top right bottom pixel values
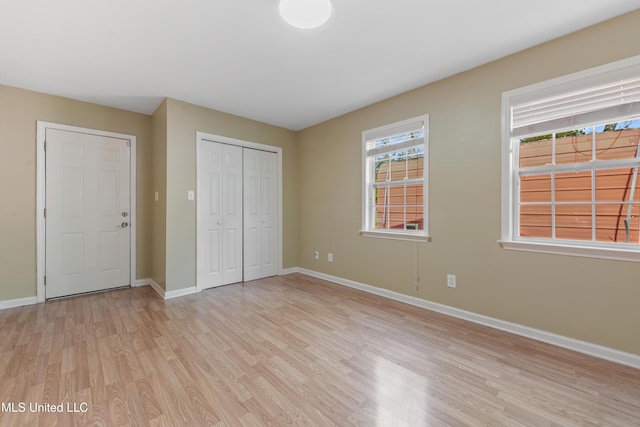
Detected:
left=45, top=128, right=131, bottom=298
left=197, top=141, right=243, bottom=289
left=244, top=148, right=278, bottom=282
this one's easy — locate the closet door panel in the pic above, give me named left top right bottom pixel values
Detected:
left=243, top=149, right=262, bottom=281
left=197, top=142, right=223, bottom=289
left=199, top=142, right=279, bottom=289
left=244, top=149, right=278, bottom=281
left=222, top=144, right=243, bottom=285
left=260, top=152, right=278, bottom=278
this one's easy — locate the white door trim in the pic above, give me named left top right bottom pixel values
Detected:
left=36, top=121, right=137, bottom=302
left=196, top=132, right=283, bottom=292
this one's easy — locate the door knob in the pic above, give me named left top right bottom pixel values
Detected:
left=117, top=222, right=129, bottom=228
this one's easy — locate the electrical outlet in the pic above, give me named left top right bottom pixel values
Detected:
left=314, top=251, right=319, bottom=260
left=447, top=274, right=456, bottom=288
left=328, top=252, right=333, bottom=263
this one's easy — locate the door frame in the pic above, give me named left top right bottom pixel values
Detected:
left=196, top=132, right=283, bottom=292
left=36, top=121, right=137, bottom=302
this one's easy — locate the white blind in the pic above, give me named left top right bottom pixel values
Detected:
left=509, top=58, right=640, bottom=137
left=365, top=118, right=424, bottom=144
left=366, top=137, right=424, bottom=157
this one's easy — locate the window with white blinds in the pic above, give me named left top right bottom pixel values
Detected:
left=501, top=55, right=640, bottom=261
left=361, top=115, right=429, bottom=241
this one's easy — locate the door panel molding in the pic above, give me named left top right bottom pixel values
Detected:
left=196, top=132, right=283, bottom=292
left=36, top=121, right=137, bottom=302
left=197, top=142, right=243, bottom=289
left=243, top=148, right=278, bottom=282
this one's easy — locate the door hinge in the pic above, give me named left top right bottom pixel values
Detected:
left=44, top=140, right=47, bottom=151
left=44, top=208, right=46, bottom=218
left=127, top=140, right=131, bottom=148
left=44, top=276, right=47, bottom=286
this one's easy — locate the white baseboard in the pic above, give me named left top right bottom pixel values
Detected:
left=133, top=278, right=150, bottom=288
left=133, top=278, right=163, bottom=298
left=295, top=267, right=640, bottom=370
left=280, top=267, right=299, bottom=275
left=0, top=296, right=39, bottom=310
left=134, top=278, right=199, bottom=300
left=2, top=279, right=152, bottom=309
left=164, top=286, right=197, bottom=300
left=1, top=278, right=195, bottom=308
left=139, top=278, right=193, bottom=300
left=147, top=279, right=166, bottom=298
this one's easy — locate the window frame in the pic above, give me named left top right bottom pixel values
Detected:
left=500, top=55, right=640, bottom=261
left=360, top=114, right=430, bottom=242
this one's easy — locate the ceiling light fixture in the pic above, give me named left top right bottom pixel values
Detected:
left=278, top=0, right=333, bottom=30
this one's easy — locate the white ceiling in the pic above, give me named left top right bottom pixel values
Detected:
left=1, top=1, right=638, bottom=130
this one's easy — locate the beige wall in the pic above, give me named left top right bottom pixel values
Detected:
left=1, top=10, right=638, bottom=358
left=0, top=89, right=297, bottom=298
left=297, top=10, right=640, bottom=355
left=151, top=100, right=168, bottom=291
left=0, top=85, right=152, bottom=300
left=163, top=98, right=298, bottom=291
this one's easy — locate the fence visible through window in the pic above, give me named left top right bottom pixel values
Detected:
left=518, top=124, right=640, bottom=244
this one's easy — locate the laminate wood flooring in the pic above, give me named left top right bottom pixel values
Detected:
left=1, top=273, right=639, bottom=426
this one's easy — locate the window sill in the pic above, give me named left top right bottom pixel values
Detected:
left=498, top=239, right=640, bottom=262
left=360, top=230, right=431, bottom=242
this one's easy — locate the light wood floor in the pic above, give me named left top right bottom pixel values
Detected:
left=1, top=273, right=639, bottom=426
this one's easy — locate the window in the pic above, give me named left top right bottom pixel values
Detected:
left=361, top=115, right=429, bottom=241
left=501, top=55, right=640, bottom=261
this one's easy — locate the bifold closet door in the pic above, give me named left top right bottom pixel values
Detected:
left=197, top=142, right=243, bottom=289
left=243, top=148, right=278, bottom=281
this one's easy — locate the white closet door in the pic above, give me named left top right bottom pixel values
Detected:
left=198, top=141, right=223, bottom=289
left=221, top=144, right=243, bottom=284
left=259, top=150, right=278, bottom=278
left=244, top=149, right=278, bottom=281
left=197, top=142, right=243, bottom=289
